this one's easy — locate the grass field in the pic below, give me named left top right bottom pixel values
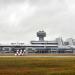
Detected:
left=0, top=57, right=75, bottom=75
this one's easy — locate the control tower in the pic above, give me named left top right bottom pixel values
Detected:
left=37, top=30, right=46, bottom=41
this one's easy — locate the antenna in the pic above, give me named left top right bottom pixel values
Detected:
left=40, top=24, right=45, bottom=31
left=37, top=24, right=45, bottom=31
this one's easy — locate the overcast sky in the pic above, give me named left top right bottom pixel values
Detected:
left=0, top=0, right=75, bottom=44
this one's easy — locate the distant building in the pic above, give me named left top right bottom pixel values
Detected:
left=0, top=30, right=75, bottom=53
left=28, top=30, right=75, bottom=53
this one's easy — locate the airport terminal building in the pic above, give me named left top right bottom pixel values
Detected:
left=27, top=30, right=75, bottom=53
left=0, top=30, right=75, bottom=53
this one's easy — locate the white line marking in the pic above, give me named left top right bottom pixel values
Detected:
left=0, top=56, right=75, bottom=58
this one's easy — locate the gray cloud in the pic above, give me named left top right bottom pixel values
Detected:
left=0, top=0, right=75, bottom=44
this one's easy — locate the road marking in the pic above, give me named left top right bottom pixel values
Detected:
left=0, top=56, right=75, bottom=58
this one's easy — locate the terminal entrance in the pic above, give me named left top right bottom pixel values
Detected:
left=37, top=50, right=49, bottom=53
left=35, top=48, right=58, bottom=53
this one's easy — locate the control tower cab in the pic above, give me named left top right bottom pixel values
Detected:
left=37, top=30, right=46, bottom=41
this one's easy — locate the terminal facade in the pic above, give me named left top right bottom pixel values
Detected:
left=0, top=30, right=75, bottom=53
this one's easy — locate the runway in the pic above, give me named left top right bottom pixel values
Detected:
left=0, top=56, right=75, bottom=58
